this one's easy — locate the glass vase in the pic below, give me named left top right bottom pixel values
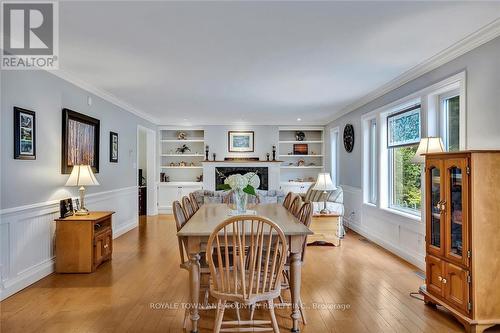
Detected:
left=233, top=189, right=248, bottom=214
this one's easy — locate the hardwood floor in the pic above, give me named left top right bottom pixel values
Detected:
left=1, top=214, right=496, bottom=333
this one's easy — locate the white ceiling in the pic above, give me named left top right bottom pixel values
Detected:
left=59, top=1, right=500, bottom=125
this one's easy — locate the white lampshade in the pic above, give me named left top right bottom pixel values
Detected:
left=412, top=137, right=445, bottom=164
left=313, top=173, right=336, bottom=191
left=65, top=165, right=100, bottom=187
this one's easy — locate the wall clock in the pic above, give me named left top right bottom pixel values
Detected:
left=343, top=124, right=355, bottom=153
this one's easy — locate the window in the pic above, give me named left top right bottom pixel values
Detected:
left=440, top=93, right=460, bottom=151
left=368, top=119, right=377, bottom=204
left=390, top=146, right=421, bottom=213
left=387, top=105, right=422, bottom=214
left=330, top=128, right=339, bottom=186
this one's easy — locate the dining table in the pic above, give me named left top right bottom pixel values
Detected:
left=177, top=203, right=313, bottom=332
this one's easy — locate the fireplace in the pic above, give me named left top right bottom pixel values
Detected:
left=215, top=167, right=269, bottom=191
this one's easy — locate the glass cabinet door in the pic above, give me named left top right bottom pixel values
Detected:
left=445, top=158, right=469, bottom=267
left=426, top=160, right=444, bottom=256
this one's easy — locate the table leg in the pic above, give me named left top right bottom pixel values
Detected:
left=189, top=253, right=201, bottom=333
left=289, top=252, right=302, bottom=332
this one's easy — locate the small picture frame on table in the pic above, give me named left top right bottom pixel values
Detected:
left=13, top=107, right=36, bottom=160
left=59, top=198, right=74, bottom=218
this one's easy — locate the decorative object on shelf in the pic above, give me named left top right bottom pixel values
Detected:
left=205, top=145, right=209, bottom=161
left=160, top=172, right=167, bottom=182
left=189, top=162, right=195, bottom=166
left=293, top=143, right=308, bottom=155
left=288, top=162, right=294, bottom=166
left=179, top=161, right=187, bottom=167
left=313, top=173, right=337, bottom=214
left=411, top=137, right=445, bottom=164
left=65, top=165, right=100, bottom=215
left=169, top=162, right=176, bottom=166
left=196, top=174, right=203, bottom=182
left=266, top=153, right=270, bottom=161
left=213, top=153, right=216, bottom=161
left=177, top=131, right=187, bottom=140
left=62, top=108, right=100, bottom=174
left=228, top=131, right=254, bottom=152
left=109, top=131, right=118, bottom=163
left=272, top=145, right=276, bottom=161
left=218, top=172, right=260, bottom=214
left=307, top=162, right=316, bottom=166
left=176, top=144, right=191, bottom=154
left=13, top=107, right=36, bottom=160
left=295, top=131, right=305, bottom=141
left=343, top=124, right=355, bottom=153
left=297, top=159, right=306, bottom=167
left=59, top=198, right=74, bottom=218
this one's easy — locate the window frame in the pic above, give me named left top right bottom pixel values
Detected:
left=359, top=71, right=466, bottom=224
left=439, top=89, right=460, bottom=151
left=368, top=119, right=377, bottom=204
left=388, top=144, right=422, bottom=215
left=330, top=127, right=340, bottom=186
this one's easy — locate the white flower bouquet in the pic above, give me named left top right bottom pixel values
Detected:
left=217, top=172, right=260, bottom=213
left=218, top=172, right=260, bottom=196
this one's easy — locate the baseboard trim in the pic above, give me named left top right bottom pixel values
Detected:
left=114, top=218, right=138, bottom=238
left=0, top=258, right=55, bottom=300
left=348, top=222, right=425, bottom=270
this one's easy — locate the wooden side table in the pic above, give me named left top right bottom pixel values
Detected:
left=55, top=211, right=115, bottom=273
left=307, top=213, right=342, bottom=247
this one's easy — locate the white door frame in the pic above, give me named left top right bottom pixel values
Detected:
left=137, top=125, right=157, bottom=216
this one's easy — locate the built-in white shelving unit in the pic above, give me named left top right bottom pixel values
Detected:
left=278, top=127, right=325, bottom=194
left=158, top=127, right=206, bottom=184
left=157, top=127, right=206, bottom=213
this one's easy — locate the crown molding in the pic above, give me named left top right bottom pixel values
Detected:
left=48, top=69, right=159, bottom=124
left=326, top=18, right=500, bottom=124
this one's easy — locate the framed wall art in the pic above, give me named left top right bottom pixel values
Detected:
left=62, top=108, right=100, bottom=174
left=228, top=131, right=254, bottom=153
left=13, top=107, right=36, bottom=160
left=109, top=131, right=118, bottom=163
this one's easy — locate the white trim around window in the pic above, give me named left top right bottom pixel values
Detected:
left=360, top=71, right=466, bottom=223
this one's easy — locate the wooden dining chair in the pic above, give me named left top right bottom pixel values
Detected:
left=289, top=195, right=303, bottom=216
left=280, top=202, right=312, bottom=325
left=189, top=192, right=200, bottom=212
left=173, top=201, right=210, bottom=328
left=282, top=192, right=294, bottom=210
left=206, top=216, right=288, bottom=333
left=182, top=196, right=195, bottom=219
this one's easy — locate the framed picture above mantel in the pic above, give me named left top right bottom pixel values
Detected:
left=62, top=108, right=100, bottom=174
left=13, top=107, right=36, bottom=160
left=228, top=131, right=254, bottom=153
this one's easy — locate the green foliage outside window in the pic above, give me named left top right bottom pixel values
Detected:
left=392, top=146, right=421, bottom=212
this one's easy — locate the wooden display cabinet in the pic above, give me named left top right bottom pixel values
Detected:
left=55, top=211, right=114, bottom=273
left=420, top=151, right=500, bottom=333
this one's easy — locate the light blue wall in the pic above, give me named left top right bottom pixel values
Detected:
left=325, top=36, right=500, bottom=188
left=1, top=70, right=155, bottom=209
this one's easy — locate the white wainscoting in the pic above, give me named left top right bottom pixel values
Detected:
left=341, top=185, right=426, bottom=270
left=0, top=186, right=138, bottom=300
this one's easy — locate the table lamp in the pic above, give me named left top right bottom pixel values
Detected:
left=65, top=165, right=99, bottom=215
left=313, top=172, right=337, bottom=214
left=411, top=137, right=445, bottom=164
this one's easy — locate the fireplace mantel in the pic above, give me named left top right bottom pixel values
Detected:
left=202, top=161, right=281, bottom=191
